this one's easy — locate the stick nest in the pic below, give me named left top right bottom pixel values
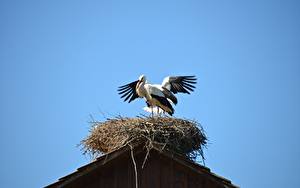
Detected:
left=81, top=116, right=207, bottom=161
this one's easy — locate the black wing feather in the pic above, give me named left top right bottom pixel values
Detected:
left=169, top=76, right=197, bottom=94
left=118, top=80, right=139, bottom=103
left=118, top=87, right=132, bottom=94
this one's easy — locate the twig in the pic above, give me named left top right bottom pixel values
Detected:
left=129, top=144, right=138, bottom=188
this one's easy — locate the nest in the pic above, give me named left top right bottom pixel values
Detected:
left=81, top=116, right=207, bottom=161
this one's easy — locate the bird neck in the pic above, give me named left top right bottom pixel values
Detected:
left=136, top=81, right=146, bottom=97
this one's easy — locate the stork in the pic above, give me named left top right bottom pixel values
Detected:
left=118, top=75, right=197, bottom=116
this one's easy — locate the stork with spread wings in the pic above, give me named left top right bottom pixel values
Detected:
left=118, top=75, right=197, bottom=116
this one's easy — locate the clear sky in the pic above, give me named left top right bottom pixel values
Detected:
left=0, top=0, right=299, bottom=187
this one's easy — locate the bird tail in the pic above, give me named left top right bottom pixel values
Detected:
left=150, top=94, right=174, bottom=116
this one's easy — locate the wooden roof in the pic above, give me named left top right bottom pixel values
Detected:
left=45, top=144, right=238, bottom=188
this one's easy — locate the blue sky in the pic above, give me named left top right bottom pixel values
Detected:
left=0, top=0, right=299, bottom=187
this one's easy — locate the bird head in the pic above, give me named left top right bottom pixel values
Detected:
left=138, top=74, right=146, bottom=83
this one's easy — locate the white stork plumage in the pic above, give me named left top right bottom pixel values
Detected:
left=118, top=75, right=197, bottom=116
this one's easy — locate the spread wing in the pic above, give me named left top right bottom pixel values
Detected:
left=162, top=76, right=197, bottom=94
left=118, top=80, right=139, bottom=103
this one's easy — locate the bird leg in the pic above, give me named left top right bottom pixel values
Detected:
left=151, top=106, right=154, bottom=118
